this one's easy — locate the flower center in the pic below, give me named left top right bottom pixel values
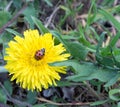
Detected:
left=34, top=48, right=45, bottom=60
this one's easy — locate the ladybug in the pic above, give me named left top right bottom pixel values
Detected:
left=34, top=48, right=45, bottom=60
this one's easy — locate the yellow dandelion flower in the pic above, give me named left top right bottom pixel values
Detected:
left=4, top=29, right=70, bottom=91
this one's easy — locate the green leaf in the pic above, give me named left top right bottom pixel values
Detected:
left=79, top=37, right=96, bottom=53
left=44, top=0, right=53, bottom=7
left=6, top=28, right=22, bottom=36
left=99, top=9, right=120, bottom=32
left=50, top=60, right=117, bottom=83
left=0, top=88, right=7, bottom=104
left=50, top=60, right=84, bottom=73
left=89, top=26, right=100, bottom=41
left=32, top=17, right=49, bottom=34
left=56, top=81, right=75, bottom=87
left=96, top=32, right=106, bottom=54
left=23, top=3, right=37, bottom=28
left=98, top=56, right=115, bottom=67
left=52, top=31, right=88, bottom=59
left=60, top=6, right=71, bottom=15
left=104, top=73, right=120, bottom=87
left=109, top=89, right=120, bottom=101
left=13, top=0, right=22, bottom=9
left=66, top=42, right=88, bottom=60
left=66, top=65, right=117, bottom=82
left=90, top=100, right=108, bottom=106
left=109, top=32, right=120, bottom=47
left=51, top=31, right=69, bottom=50
left=85, top=0, right=96, bottom=30
left=53, top=60, right=118, bottom=83
left=4, top=80, right=13, bottom=95
left=1, top=32, right=13, bottom=42
left=27, top=91, right=37, bottom=104
left=0, top=11, right=11, bottom=28
left=95, top=32, right=116, bottom=67
left=61, top=35, right=79, bottom=40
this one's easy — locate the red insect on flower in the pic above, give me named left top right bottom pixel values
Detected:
left=35, top=48, right=45, bottom=60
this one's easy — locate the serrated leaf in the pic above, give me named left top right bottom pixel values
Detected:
left=58, top=61, right=117, bottom=83
left=50, top=59, right=117, bottom=84
left=67, top=68, right=117, bottom=83
left=51, top=59, right=117, bottom=84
